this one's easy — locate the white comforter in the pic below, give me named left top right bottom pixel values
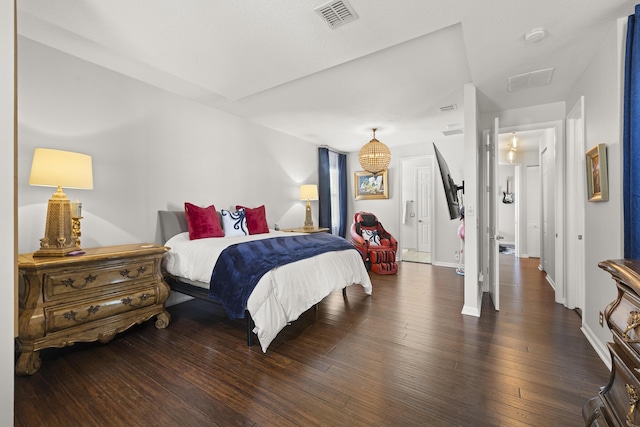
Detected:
left=163, top=231, right=372, bottom=352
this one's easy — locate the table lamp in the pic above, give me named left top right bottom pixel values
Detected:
left=29, top=148, right=93, bottom=256
left=299, top=184, right=319, bottom=230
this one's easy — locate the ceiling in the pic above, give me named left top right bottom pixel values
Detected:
left=16, top=0, right=636, bottom=152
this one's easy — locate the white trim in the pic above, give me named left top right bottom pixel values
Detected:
left=581, top=324, right=612, bottom=370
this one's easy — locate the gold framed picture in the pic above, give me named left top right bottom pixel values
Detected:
left=354, top=170, right=389, bottom=200
left=585, top=143, right=608, bottom=202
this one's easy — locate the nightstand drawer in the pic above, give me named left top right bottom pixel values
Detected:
left=17, top=244, right=171, bottom=375
left=607, top=287, right=640, bottom=359
left=601, top=344, right=640, bottom=426
left=45, top=286, right=158, bottom=333
left=44, top=259, right=156, bottom=300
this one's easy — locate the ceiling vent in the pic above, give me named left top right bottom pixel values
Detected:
left=442, top=125, right=464, bottom=136
left=442, top=129, right=464, bottom=136
left=507, top=68, right=554, bottom=92
left=315, top=0, right=359, bottom=29
left=439, top=104, right=458, bottom=113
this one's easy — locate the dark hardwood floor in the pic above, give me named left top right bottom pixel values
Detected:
left=15, top=256, right=609, bottom=426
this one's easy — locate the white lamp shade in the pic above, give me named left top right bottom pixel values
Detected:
left=299, top=184, right=319, bottom=201
left=29, top=148, right=93, bottom=190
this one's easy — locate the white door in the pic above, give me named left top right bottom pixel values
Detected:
left=416, top=165, right=432, bottom=252
left=541, top=147, right=550, bottom=272
left=526, top=166, right=541, bottom=257
left=488, top=118, right=500, bottom=311
left=566, top=97, right=586, bottom=310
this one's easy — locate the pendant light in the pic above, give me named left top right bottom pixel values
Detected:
left=358, top=128, right=391, bottom=174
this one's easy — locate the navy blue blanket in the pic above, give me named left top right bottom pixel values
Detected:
left=208, top=233, right=357, bottom=319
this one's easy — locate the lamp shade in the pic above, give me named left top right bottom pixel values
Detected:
left=299, top=184, right=319, bottom=201
left=29, top=148, right=93, bottom=190
left=359, top=129, right=391, bottom=174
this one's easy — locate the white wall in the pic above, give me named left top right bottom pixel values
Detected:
left=566, top=18, right=625, bottom=362
left=1, top=1, right=15, bottom=424
left=17, top=37, right=319, bottom=253
left=498, top=164, right=516, bottom=244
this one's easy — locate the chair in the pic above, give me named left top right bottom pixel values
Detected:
left=349, top=211, right=398, bottom=274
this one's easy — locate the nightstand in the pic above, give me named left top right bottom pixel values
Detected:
left=16, top=244, right=171, bottom=375
left=281, top=227, right=330, bottom=233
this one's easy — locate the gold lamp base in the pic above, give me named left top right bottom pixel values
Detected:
left=33, top=187, right=78, bottom=257
left=303, top=199, right=314, bottom=230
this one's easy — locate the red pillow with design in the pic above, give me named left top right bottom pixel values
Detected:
left=235, top=205, right=269, bottom=235
left=184, top=202, right=224, bottom=240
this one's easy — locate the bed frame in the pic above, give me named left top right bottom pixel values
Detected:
left=158, top=210, right=256, bottom=346
left=158, top=210, right=346, bottom=349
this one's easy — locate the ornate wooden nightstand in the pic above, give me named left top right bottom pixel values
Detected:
left=16, top=244, right=171, bottom=375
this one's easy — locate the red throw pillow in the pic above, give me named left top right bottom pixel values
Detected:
left=235, top=205, right=269, bottom=235
left=184, top=202, right=224, bottom=240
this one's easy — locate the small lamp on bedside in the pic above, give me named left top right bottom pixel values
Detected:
left=299, top=184, right=319, bottom=230
left=29, top=148, right=93, bottom=257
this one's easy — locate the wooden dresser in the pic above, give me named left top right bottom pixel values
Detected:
left=16, top=244, right=171, bottom=375
left=584, top=259, right=640, bottom=426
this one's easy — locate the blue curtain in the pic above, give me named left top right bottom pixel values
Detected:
left=624, top=5, right=640, bottom=259
left=337, top=153, right=348, bottom=237
left=318, top=147, right=348, bottom=237
left=318, top=148, right=331, bottom=229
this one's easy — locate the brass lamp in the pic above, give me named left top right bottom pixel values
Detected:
left=299, top=184, right=319, bottom=230
left=358, top=128, right=391, bottom=174
left=29, top=148, right=93, bottom=256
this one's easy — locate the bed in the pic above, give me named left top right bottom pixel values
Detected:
left=158, top=210, right=372, bottom=352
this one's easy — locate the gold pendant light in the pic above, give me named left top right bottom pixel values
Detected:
left=358, top=128, right=391, bottom=174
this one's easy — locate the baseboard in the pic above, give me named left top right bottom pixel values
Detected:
left=545, top=274, right=556, bottom=291
left=461, top=305, right=480, bottom=317
left=581, top=323, right=612, bottom=370
left=432, top=261, right=459, bottom=269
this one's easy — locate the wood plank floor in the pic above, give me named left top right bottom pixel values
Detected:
left=14, top=256, right=610, bottom=426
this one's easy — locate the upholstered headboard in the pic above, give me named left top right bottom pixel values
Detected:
left=158, top=211, right=188, bottom=244
left=158, top=210, right=224, bottom=243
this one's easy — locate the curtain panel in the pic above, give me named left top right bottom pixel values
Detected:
left=318, top=147, right=348, bottom=237
left=624, top=5, right=640, bottom=259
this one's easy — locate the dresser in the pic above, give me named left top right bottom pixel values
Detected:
left=16, top=244, right=171, bottom=375
left=584, top=259, right=640, bottom=426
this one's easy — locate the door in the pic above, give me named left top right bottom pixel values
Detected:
left=416, top=165, right=432, bottom=252
left=526, top=166, right=541, bottom=257
left=488, top=117, right=500, bottom=310
left=566, top=97, right=585, bottom=310
left=541, top=147, right=551, bottom=272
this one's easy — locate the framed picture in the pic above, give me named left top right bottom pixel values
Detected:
left=354, top=170, right=389, bottom=200
left=585, top=143, right=608, bottom=202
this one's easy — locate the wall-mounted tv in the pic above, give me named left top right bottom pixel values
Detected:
left=433, top=143, right=464, bottom=220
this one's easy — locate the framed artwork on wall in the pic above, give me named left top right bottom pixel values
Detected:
left=585, top=143, right=609, bottom=202
left=354, top=170, right=388, bottom=200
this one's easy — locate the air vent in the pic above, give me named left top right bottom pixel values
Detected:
left=439, top=104, right=458, bottom=113
left=507, top=68, right=554, bottom=92
left=315, top=0, right=359, bottom=29
left=442, top=129, right=464, bottom=136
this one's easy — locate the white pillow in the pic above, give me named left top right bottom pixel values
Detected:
left=221, top=209, right=248, bottom=237
left=361, top=229, right=381, bottom=246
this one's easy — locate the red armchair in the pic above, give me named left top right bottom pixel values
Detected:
left=349, top=212, right=398, bottom=274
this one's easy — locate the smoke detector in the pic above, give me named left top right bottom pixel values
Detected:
left=315, top=0, right=359, bottom=29
left=525, top=27, right=546, bottom=43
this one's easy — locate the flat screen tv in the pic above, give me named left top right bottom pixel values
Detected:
left=433, top=143, right=463, bottom=220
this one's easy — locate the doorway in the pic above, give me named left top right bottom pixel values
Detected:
left=399, top=155, right=434, bottom=264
